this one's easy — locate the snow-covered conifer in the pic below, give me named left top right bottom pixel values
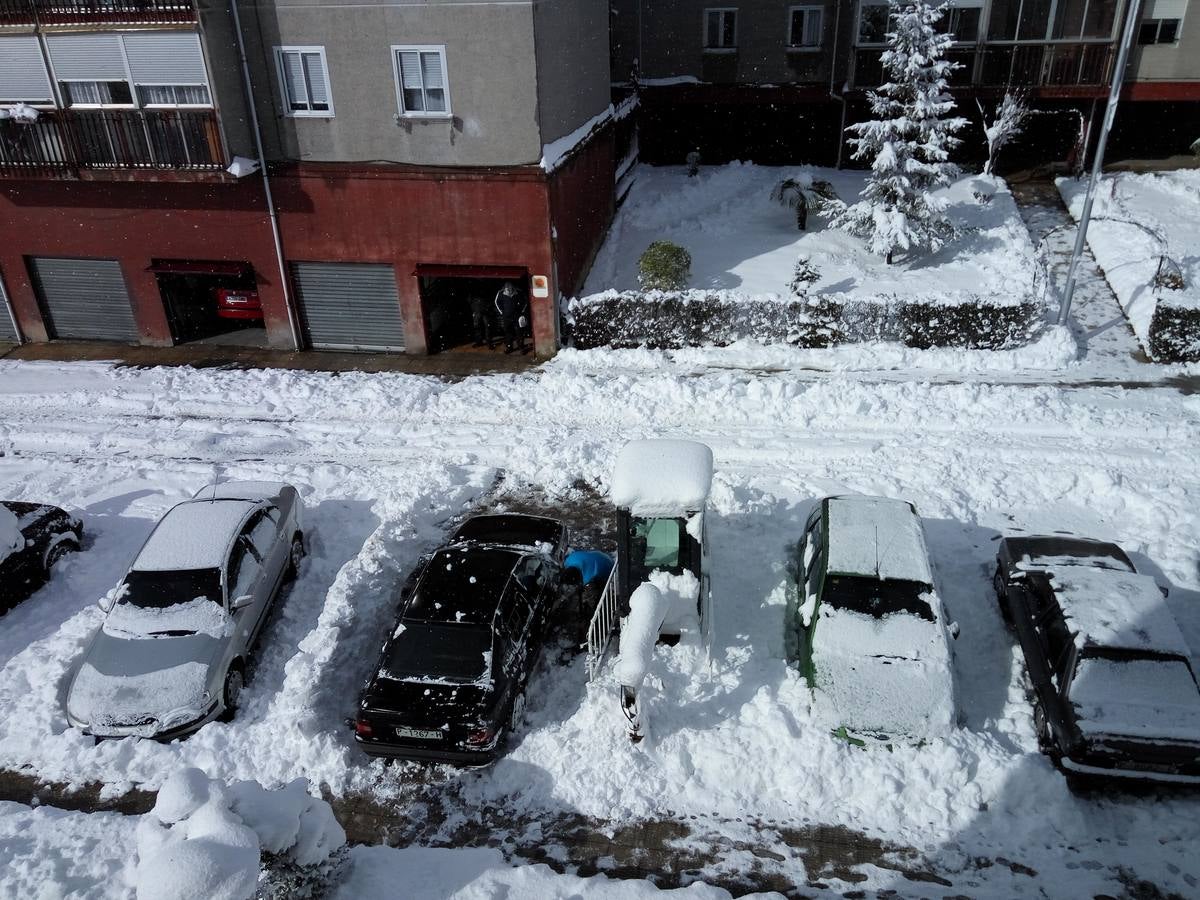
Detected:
left=825, top=0, right=967, bottom=262
left=978, top=91, right=1030, bottom=176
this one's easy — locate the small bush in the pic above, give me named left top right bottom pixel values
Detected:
left=1148, top=300, right=1200, bottom=362
left=790, top=258, right=821, bottom=297
left=638, top=241, right=692, bottom=291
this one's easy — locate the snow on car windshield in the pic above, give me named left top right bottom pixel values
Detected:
left=382, top=623, right=493, bottom=684
left=1071, top=654, right=1200, bottom=741
left=822, top=575, right=934, bottom=621
left=103, top=570, right=229, bottom=638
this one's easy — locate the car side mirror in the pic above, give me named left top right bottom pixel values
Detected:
left=231, top=593, right=254, bottom=610
left=948, top=621, right=961, bottom=640
left=97, top=593, right=116, bottom=613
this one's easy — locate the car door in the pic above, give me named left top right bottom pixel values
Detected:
left=226, top=523, right=266, bottom=652
left=247, top=505, right=286, bottom=600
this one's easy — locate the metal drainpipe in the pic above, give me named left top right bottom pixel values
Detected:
left=829, top=0, right=846, bottom=169
left=228, top=0, right=301, bottom=350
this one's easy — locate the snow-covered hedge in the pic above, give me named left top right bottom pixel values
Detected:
left=1148, top=299, right=1200, bottom=362
left=570, top=290, right=1041, bottom=351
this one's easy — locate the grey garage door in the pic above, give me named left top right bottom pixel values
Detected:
left=291, top=262, right=405, bottom=351
left=30, top=257, right=138, bottom=341
left=0, top=276, right=17, bottom=342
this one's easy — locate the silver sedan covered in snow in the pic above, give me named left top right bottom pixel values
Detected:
left=65, top=481, right=304, bottom=740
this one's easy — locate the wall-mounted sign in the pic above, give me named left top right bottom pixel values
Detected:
left=531, top=274, right=550, bottom=298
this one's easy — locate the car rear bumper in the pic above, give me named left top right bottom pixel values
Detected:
left=1062, top=756, right=1200, bottom=785
left=354, top=735, right=498, bottom=766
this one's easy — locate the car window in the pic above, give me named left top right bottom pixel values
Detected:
left=514, top=556, right=543, bottom=595
left=248, top=507, right=279, bottom=557
left=633, top=517, right=684, bottom=569
left=228, top=537, right=262, bottom=601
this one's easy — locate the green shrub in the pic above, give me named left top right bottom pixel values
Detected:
left=637, top=241, right=692, bottom=291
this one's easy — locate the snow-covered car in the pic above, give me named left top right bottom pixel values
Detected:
left=792, top=495, right=958, bottom=739
left=64, top=482, right=304, bottom=740
left=0, top=501, right=82, bottom=609
left=354, top=514, right=568, bottom=764
left=994, top=535, right=1200, bottom=785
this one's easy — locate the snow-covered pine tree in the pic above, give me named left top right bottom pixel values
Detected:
left=825, top=0, right=967, bottom=263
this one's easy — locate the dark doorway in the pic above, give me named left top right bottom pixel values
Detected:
left=418, top=272, right=530, bottom=354
left=151, top=260, right=267, bottom=346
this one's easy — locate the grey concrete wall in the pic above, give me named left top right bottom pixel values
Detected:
left=638, top=0, right=837, bottom=84
left=1128, top=11, right=1200, bottom=82
left=531, top=0, right=612, bottom=144
left=197, top=0, right=257, bottom=161
left=240, top=0, right=543, bottom=166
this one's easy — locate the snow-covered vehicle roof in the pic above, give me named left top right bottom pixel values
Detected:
left=1044, top=566, right=1191, bottom=657
left=191, top=481, right=290, bottom=502
left=132, top=499, right=259, bottom=572
left=824, top=495, right=933, bottom=585
left=612, top=439, right=713, bottom=517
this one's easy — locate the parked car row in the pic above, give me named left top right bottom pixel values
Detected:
left=5, top=477, right=1197, bottom=786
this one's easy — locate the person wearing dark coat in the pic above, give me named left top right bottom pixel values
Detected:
left=494, top=281, right=528, bottom=354
left=468, top=292, right=494, bottom=349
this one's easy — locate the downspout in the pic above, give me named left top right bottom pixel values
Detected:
left=229, top=0, right=301, bottom=350
left=829, top=0, right=847, bottom=169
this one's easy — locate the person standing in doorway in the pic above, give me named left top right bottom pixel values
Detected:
left=468, top=290, right=494, bottom=349
left=494, top=281, right=528, bottom=354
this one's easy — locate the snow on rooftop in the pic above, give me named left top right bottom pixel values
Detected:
left=611, top=439, right=713, bottom=516
left=192, top=481, right=287, bottom=502
left=133, top=499, right=257, bottom=572
left=825, top=496, right=933, bottom=584
left=1046, top=566, right=1191, bottom=656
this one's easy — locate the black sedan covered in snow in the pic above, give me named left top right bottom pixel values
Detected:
left=995, top=535, right=1200, bottom=785
left=354, top=514, right=568, bottom=764
left=1, top=501, right=82, bottom=608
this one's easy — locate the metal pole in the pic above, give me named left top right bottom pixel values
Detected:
left=229, top=0, right=302, bottom=350
left=1057, top=0, right=1142, bottom=325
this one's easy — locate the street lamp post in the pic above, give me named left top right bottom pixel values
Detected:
left=1057, top=0, right=1144, bottom=326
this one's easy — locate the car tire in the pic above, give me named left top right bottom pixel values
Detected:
left=993, top=568, right=1012, bottom=626
left=286, top=533, right=305, bottom=580
left=220, top=667, right=244, bottom=722
left=43, top=538, right=79, bottom=576
left=1032, top=699, right=1055, bottom=755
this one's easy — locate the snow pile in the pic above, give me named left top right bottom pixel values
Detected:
left=612, top=439, right=713, bottom=516
left=0, top=503, right=21, bottom=563
left=651, top=567, right=701, bottom=636
left=615, top=582, right=670, bottom=688
left=1045, top=567, right=1190, bottom=655
left=104, top=595, right=232, bottom=640
left=135, top=768, right=344, bottom=900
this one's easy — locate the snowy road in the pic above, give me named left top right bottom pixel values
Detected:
left=1, top=360, right=1199, bottom=897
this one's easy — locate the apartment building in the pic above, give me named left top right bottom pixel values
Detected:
left=0, top=0, right=617, bottom=354
left=612, top=0, right=1200, bottom=167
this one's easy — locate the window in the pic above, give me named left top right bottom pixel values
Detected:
left=138, top=85, right=211, bottom=107
left=937, top=1, right=983, bottom=42
left=0, top=35, right=54, bottom=104
left=392, top=45, right=450, bottom=117
left=857, top=0, right=895, bottom=44
left=46, top=31, right=211, bottom=109
left=274, top=46, right=333, bottom=116
left=248, top=508, right=280, bottom=558
left=704, top=8, right=738, bottom=50
left=61, top=81, right=133, bottom=107
left=228, top=537, right=262, bottom=601
left=632, top=517, right=683, bottom=570
left=789, top=6, right=825, bottom=48
left=1139, top=18, right=1182, bottom=42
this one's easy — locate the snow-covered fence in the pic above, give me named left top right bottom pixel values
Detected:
left=570, top=289, right=1041, bottom=351
left=585, top=557, right=621, bottom=681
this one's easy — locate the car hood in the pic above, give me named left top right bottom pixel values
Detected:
left=67, top=630, right=221, bottom=732
left=812, top=608, right=954, bottom=737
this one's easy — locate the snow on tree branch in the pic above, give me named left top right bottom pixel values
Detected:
left=824, top=0, right=968, bottom=263
left=977, top=91, right=1030, bottom=176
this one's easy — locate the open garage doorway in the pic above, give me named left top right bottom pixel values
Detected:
left=416, top=264, right=529, bottom=354
left=150, top=260, right=268, bottom=347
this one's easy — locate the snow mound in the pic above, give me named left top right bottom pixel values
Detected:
left=104, top=596, right=233, bottom=640
left=612, top=439, right=713, bottom=516
left=135, top=768, right=345, bottom=900
left=616, top=582, right=670, bottom=688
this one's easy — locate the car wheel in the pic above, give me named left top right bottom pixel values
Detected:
left=286, top=533, right=305, bottom=580
left=509, top=690, right=527, bottom=735
left=43, top=538, right=79, bottom=576
left=1032, top=699, right=1055, bottom=754
left=221, top=667, right=244, bottom=722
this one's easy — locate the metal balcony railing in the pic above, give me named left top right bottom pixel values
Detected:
left=852, top=42, right=1116, bottom=90
left=0, top=108, right=225, bottom=175
left=0, top=0, right=195, bottom=27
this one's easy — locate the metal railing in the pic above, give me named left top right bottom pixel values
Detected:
left=852, top=41, right=1115, bottom=90
left=0, top=0, right=195, bottom=26
left=585, top=557, right=621, bottom=682
left=0, top=108, right=225, bottom=174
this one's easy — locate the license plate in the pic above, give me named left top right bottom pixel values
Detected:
left=396, top=727, right=442, bottom=741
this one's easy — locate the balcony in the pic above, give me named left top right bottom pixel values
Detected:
left=852, top=42, right=1115, bottom=91
left=0, top=0, right=196, bottom=28
left=0, top=108, right=225, bottom=176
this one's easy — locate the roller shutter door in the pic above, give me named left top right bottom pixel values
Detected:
left=30, top=257, right=139, bottom=341
left=0, top=276, right=17, bottom=341
left=291, top=262, right=405, bottom=351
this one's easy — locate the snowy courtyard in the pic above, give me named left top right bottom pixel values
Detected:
left=0, top=358, right=1198, bottom=897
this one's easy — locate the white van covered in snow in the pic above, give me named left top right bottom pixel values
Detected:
left=793, top=495, right=958, bottom=740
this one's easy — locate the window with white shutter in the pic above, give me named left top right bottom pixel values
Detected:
left=391, top=45, right=450, bottom=117
left=274, top=46, right=333, bottom=116
left=45, top=31, right=211, bottom=108
left=0, top=35, right=54, bottom=103
left=788, top=6, right=824, bottom=48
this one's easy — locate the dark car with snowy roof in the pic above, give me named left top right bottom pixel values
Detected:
left=791, top=495, right=959, bottom=739
left=354, top=514, right=568, bottom=764
left=994, top=535, right=1200, bottom=785
left=1, top=501, right=82, bottom=609
left=64, top=481, right=304, bottom=740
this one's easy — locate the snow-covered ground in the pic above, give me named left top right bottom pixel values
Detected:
left=0, top=359, right=1198, bottom=896
left=1058, top=169, right=1200, bottom=354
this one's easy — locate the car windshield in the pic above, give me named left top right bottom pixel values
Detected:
left=631, top=516, right=684, bottom=571
left=823, top=575, right=935, bottom=621
left=120, top=569, right=223, bottom=609
left=383, top=623, right=493, bottom=683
